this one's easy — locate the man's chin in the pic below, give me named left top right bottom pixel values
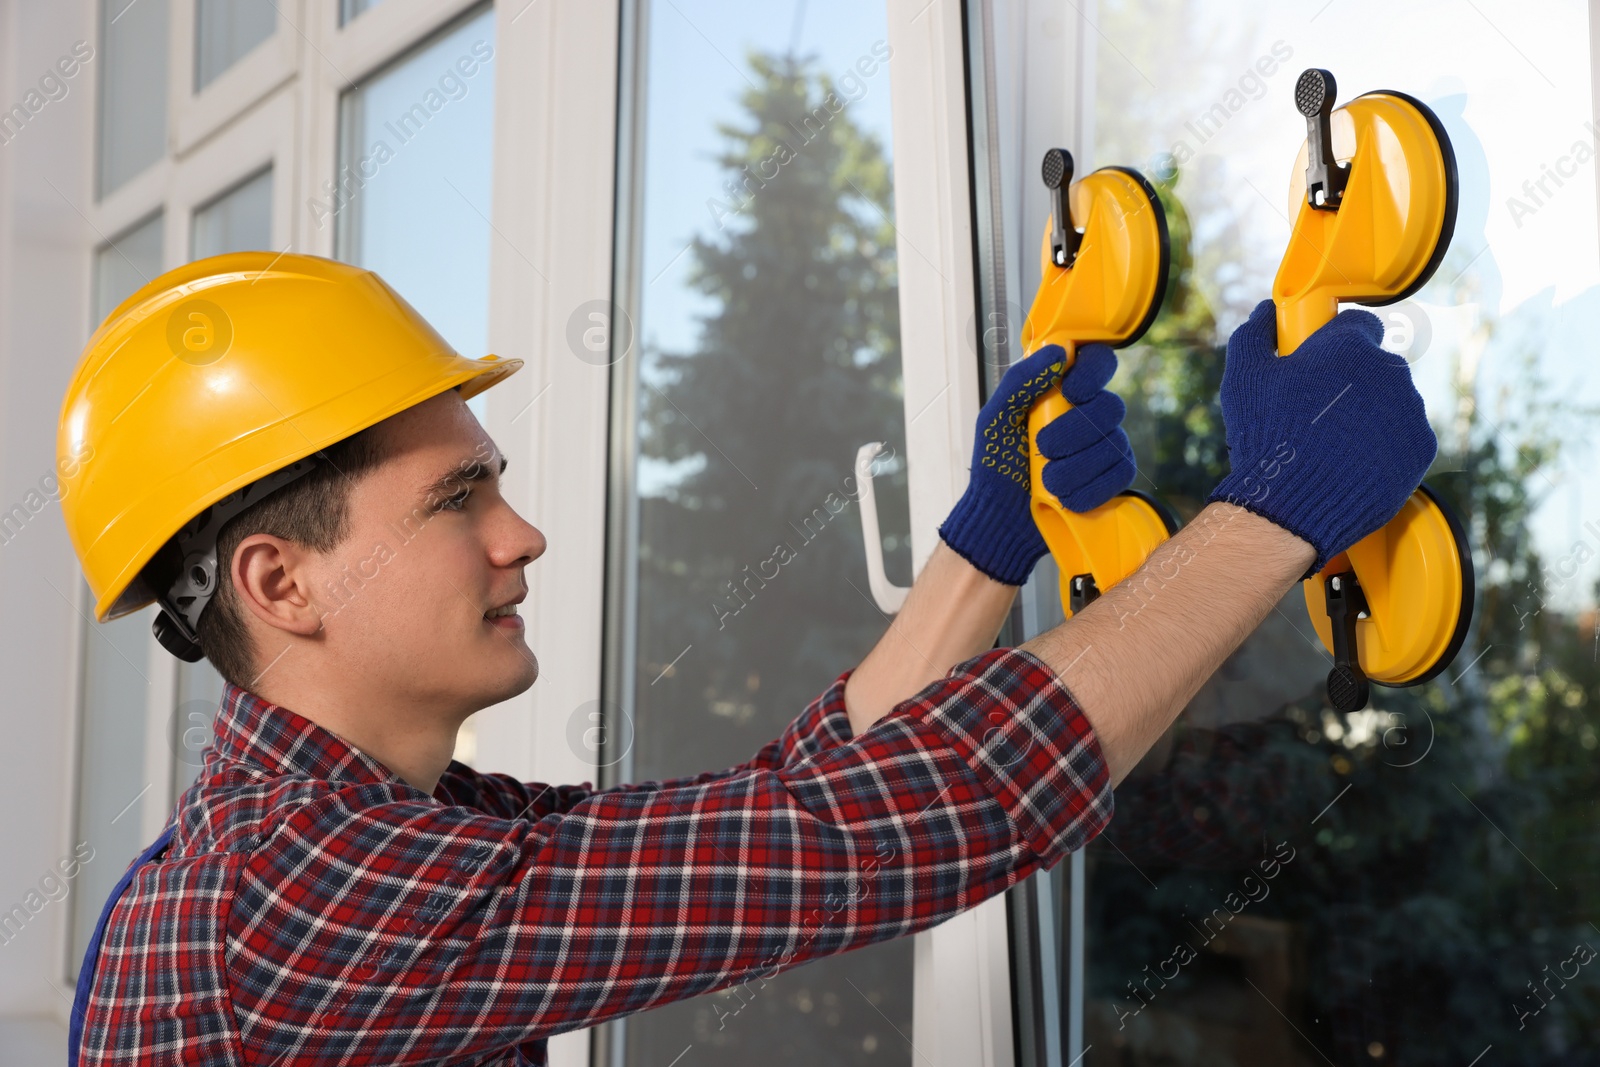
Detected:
left=463, top=629, right=538, bottom=702
left=521, top=653, right=539, bottom=688
left=490, top=651, right=539, bottom=700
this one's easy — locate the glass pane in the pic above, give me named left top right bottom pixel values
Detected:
left=191, top=167, right=272, bottom=259
left=195, top=0, right=277, bottom=90
left=984, top=1, right=1600, bottom=1063
left=607, top=1, right=911, bottom=1063
left=97, top=0, right=169, bottom=196
left=93, top=211, right=164, bottom=326
left=340, top=0, right=384, bottom=25
left=68, top=585, right=159, bottom=979
left=334, top=3, right=496, bottom=424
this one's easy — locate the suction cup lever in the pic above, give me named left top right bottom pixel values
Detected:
left=1042, top=148, right=1082, bottom=268
left=1295, top=68, right=1348, bottom=211
left=1323, top=571, right=1371, bottom=712
left=1069, top=573, right=1100, bottom=614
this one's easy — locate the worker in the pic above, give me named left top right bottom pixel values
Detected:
left=61, top=253, right=1433, bottom=1065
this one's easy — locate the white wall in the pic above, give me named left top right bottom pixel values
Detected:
left=0, top=0, right=97, bottom=1034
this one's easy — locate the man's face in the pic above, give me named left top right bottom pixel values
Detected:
left=305, top=389, right=545, bottom=716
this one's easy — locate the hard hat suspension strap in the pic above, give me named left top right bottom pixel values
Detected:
left=152, top=457, right=321, bottom=662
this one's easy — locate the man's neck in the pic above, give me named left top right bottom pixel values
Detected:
left=254, top=681, right=466, bottom=795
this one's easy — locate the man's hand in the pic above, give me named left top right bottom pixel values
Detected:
left=938, top=343, right=1136, bottom=587
left=1210, top=299, right=1437, bottom=576
left=845, top=344, right=1139, bottom=735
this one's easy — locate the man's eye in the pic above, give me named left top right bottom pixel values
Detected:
left=438, top=489, right=471, bottom=512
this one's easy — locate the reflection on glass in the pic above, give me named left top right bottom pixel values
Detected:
left=97, top=0, right=168, bottom=197
left=191, top=167, right=272, bottom=259
left=992, top=0, right=1600, bottom=1062
left=195, top=0, right=276, bottom=88
left=194, top=0, right=277, bottom=90
left=607, top=1, right=911, bottom=1063
left=335, top=3, right=495, bottom=424
left=93, top=212, right=163, bottom=325
left=340, top=0, right=384, bottom=25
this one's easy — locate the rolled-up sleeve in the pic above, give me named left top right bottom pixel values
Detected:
left=226, top=646, right=1111, bottom=1065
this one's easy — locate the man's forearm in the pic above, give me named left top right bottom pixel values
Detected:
left=843, top=539, right=1018, bottom=735
left=1021, top=502, right=1315, bottom=785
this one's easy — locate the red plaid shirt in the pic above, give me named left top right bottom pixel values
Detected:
left=76, top=646, right=1112, bottom=1066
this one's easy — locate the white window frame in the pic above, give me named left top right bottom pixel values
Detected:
left=172, top=90, right=292, bottom=267
left=882, top=2, right=1019, bottom=1065
left=967, top=3, right=1097, bottom=1061
left=172, top=0, right=299, bottom=152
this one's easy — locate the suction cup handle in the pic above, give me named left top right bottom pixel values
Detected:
left=1323, top=571, right=1371, bottom=712
left=1295, top=69, right=1348, bottom=211
left=1042, top=148, right=1082, bottom=268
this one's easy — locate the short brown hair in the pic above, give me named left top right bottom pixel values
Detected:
left=195, top=422, right=398, bottom=690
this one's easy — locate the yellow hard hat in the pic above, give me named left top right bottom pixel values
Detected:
left=58, top=251, right=522, bottom=656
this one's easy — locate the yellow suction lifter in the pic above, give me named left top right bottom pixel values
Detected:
left=1021, top=148, right=1177, bottom=618
left=1274, top=69, right=1474, bottom=711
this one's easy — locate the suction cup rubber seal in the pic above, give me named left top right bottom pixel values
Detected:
left=1389, top=481, right=1475, bottom=688
left=1353, top=90, right=1460, bottom=308
left=1118, top=488, right=1181, bottom=536
left=1101, top=166, right=1171, bottom=348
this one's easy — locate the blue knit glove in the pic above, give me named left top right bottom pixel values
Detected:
left=1209, top=299, right=1437, bottom=576
left=940, top=343, right=1136, bottom=585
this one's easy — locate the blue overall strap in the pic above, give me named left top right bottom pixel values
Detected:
left=69, top=825, right=175, bottom=1067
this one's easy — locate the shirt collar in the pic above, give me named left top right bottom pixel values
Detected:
left=214, top=681, right=415, bottom=791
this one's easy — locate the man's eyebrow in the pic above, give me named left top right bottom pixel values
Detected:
left=420, top=453, right=508, bottom=502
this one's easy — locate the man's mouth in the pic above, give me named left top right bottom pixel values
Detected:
left=485, top=602, right=524, bottom=629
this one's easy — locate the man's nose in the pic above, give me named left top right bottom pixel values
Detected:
left=495, top=503, right=546, bottom=568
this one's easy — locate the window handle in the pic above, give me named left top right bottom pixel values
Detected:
left=854, top=442, right=909, bottom=614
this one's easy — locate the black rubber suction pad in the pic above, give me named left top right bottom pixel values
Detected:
left=1101, top=167, right=1171, bottom=348
left=1357, top=90, right=1460, bottom=307
left=1119, top=489, right=1181, bottom=536
left=1390, top=482, right=1477, bottom=689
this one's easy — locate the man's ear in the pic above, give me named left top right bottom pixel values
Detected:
left=233, top=534, right=324, bottom=638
